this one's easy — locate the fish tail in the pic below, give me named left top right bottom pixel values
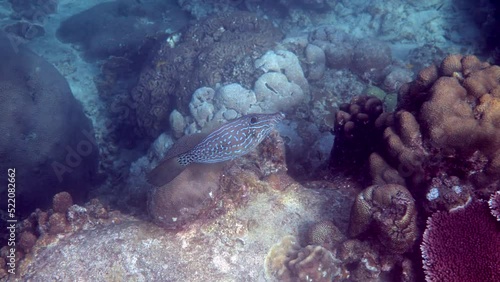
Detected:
left=147, top=157, right=187, bottom=186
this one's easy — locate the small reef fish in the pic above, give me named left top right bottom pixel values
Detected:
left=147, top=112, right=285, bottom=186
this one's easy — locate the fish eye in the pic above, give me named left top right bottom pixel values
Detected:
left=250, top=117, right=258, bottom=124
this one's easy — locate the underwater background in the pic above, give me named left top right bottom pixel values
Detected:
left=0, top=0, right=499, bottom=281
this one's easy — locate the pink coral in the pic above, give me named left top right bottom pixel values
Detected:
left=421, top=201, right=500, bottom=282
left=489, top=191, right=500, bottom=221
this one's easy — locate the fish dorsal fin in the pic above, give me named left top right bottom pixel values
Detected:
left=163, top=132, right=207, bottom=160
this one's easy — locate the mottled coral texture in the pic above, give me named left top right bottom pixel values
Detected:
left=132, top=11, right=282, bottom=139
left=402, top=55, right=500, bottom=183
left=265, top=236, right=348, bottom=282
left=369, top=55, right=500, bottom=212
left=307, top=220, right=345, bottom=250
left=348, top=184, right=418, bottom=254
left=421, top=201, right=500, bottom=282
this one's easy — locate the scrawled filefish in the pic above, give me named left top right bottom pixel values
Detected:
left=147, top=112, right=285, bottom=186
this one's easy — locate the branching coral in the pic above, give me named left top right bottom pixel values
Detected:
left=348, top=184, right=418, bottom=254
left=421, top=201, right=500, bottom=282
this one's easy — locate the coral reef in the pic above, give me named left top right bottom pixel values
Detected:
left=131, top=11, right=282, bottom=139
left=424, top=173, right=473, bottom=212
left=2, top=172, right=345, bottom=281
left=3, top=0, right=55, bottom=43
left=8, top=0, right=57, bottom=21
left=404, top=56, right=500, bottom=168
left=348, top=184, right=418, bottom=254
left=287, top=245, right=345, bottom=282
left=3, top=21, right=45, bottom=40
left=189, top=87, right=217, bottom=128
left=489, top=191, right=500, bottom=221
left=254, top=72, right=305, bottom=113
left=265, top=236, right=348, bottom=282
left=255, top=50, right=309, bottom=94
left=214, top=83, right=257, bottom=115
left=352, top=38, right=392, bottom=82
left=308, top=26, right=357, bottom=71
left=421, top=201, right=500, bottom=282
left=304, top=43, right=326, bottom=80
left=266, top=233, right=413, bottom=282
left=330, top=95, right=384, bottom=171
left=52, top=192, right=74, bottom=214
left=148, top=163, right=224, bottom=229
left=253, top=49, right=309, bottom=113
left=306, top=220, right=345, bottom=250
left=0, top=31, right=98, bottom=219
left=57, top=0, right=189, bottom=60
left=149, top=127, right=287, bottom=229
left=307, top=26, right=392, bottom=83
left=265, top=235, right=301, bottom=281
left=369, top=55, right=500, bottom=212
left=0, top=191, right=127, bottom=279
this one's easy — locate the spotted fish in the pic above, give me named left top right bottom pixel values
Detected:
left=147, top=112, right=284, bottom=186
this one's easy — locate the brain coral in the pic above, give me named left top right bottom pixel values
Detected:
left=348, top=184, right=418, bottom=254
left=0, top=31, right=98, bottom=218
left=131, top=11, right=282, bottom=139
left=307, top=220, right=345, bottom=250
left=421, top=201, right=500, bottom=282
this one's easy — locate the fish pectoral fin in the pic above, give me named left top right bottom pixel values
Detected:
left=147, top=157, right=187, bottom=187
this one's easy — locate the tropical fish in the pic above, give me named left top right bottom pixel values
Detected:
left=147, top=112, right=285, bottom=186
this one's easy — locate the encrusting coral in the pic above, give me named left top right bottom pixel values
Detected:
left=348, top=184, right=418, bottom=254
left=421, top=201, right=500, bottom=282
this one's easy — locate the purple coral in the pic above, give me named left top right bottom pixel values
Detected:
left=489, top=191, right=500, bottom=221
left=421, top=201, right=500, bottom=282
